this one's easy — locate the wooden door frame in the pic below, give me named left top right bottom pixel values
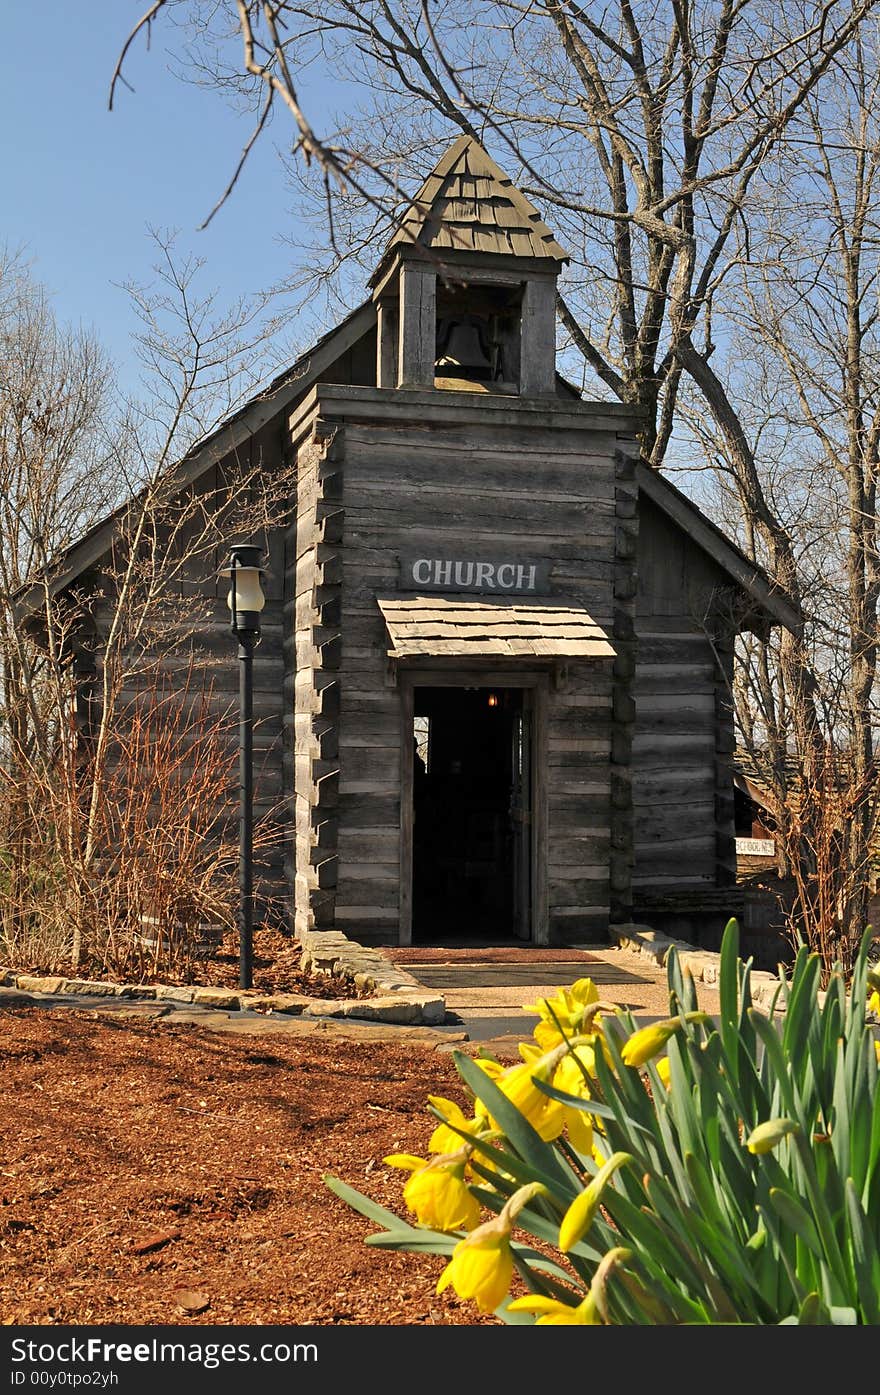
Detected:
left=398, top=667, right=549, bottom=946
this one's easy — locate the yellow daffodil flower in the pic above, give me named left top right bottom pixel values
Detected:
left=496, top=1053, right=565, bottom=1141
left=620, top=1012, right=709, bottom=1068
left=471, top=1056, right=506, bottom=1121
left=507, top=1292, right=601, bottom=1325
left=745, top=1118, right=798, bottom=1155
left=869, top=989, right=880, bottom=1018
left=523, top=977, right=602, bottom=1051
left=427, top=1095, right=478, bottom=1154
left=552, top=1047, right=597, bottom=1154
left=655, top=1056, right=672, bottom=1090
left=436, top=1216, right=514, bottom=1313
left=383, top=1152, right=480, bottom=1232
left=559, top=1152, right=632, bottom=1252
left=427, top=1095, right=500, bottom=1177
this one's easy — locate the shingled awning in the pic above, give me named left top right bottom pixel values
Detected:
left=378, top=595, right=614, bottom=661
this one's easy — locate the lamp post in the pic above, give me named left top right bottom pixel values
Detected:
left=220, top=544, right=266, bottom=989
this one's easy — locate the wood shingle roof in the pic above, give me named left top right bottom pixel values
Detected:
left=372, top=134, right=568, bottom=277
left=378, top=595, right=613, bottom=660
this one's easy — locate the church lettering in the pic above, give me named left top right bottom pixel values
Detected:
left=400, top=554, right=551, bottom=594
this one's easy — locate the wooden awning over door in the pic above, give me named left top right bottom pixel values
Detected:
left=378, top=595, right=614, bottom=660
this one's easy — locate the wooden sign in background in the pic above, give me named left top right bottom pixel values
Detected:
left=735, top=837, right=775, bottom=857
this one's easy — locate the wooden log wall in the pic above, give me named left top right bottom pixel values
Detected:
left=632, top=496, right=737, bottom=892
left=288, top=389, right=639, bottom=945
left=286, top=430, right=345, bottom=935
left=85, top=428, right=291, bottom=924
left=609, top=444, right=640, bottom=923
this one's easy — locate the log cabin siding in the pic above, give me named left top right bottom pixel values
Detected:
left=88, top=430, right=291, bottom=917
left=287, top=387, right=639, bottom=944
left=632, top=495, right=737, bottom=890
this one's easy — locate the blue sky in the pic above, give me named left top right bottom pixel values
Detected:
left=0, top=3, right=697, bottom=482
left=1, top=3, right=325, bottom=395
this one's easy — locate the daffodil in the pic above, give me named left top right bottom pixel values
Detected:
left=427, top=1095, right=501, bottom=1177
left=655, top=1056, right=672, bottom=1090
left=620, top=1012, right=709, bottom=1068
left=507, top=1293, right=601, bottom=1325
left=869, top=989, right=880, bottom=1018
left=436, top=1216, right=513, bottom=1312
left=523, top=977, right=602, bottom=1050
left=427, top=1095, right=479, bottom=1154
left=558, top=1152, right=632, bottom=1252
left=435, top=1181, right=547, bottom=1314
left=745, top=1118, right=798, bottom=1155
left=496, top=1052, right=565, bottom=1140
left=471, top=1056, right=506, bottom=1121
left=552, top=1046, right=597, bottom=1154
left=383, top=1151, right=480, bottom=1232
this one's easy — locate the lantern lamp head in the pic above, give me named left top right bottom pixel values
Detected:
left=220, top=544, right=266, bottom=638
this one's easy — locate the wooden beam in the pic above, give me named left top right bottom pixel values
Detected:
left=520, top=278, right=557, bottom=397
left=291, top=382, right=644, bottom=436
left=398, top=264, right=436, bottom=388
left=376, top=299, right=397, bottom=389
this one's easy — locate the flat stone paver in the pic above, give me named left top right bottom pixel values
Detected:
left=409, top=961, right=648, bottom=990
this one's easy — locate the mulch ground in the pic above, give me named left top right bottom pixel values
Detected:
left=11, top=925, right=372, bottom=1001
left=0, top=1006, right=497, bottom=1326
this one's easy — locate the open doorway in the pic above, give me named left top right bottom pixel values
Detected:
left=410, top=685, right=532, bottom=940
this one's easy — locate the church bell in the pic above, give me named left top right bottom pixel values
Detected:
left=436, top=317, right=494, bottom=377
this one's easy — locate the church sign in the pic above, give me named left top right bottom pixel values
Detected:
left=399, top=554, right=552, bottom=595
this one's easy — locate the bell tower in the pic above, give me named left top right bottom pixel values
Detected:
left=369, top=135, right=569, bottom=397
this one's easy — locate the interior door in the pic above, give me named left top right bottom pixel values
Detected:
left=509, top=699, right=532, bottom=940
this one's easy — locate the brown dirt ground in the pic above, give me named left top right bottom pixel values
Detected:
left=0, top=1006, right=497, bottom=1327
left=0, top=943, right=726, bottom=1328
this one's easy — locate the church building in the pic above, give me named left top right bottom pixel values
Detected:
left=40, top=135, right=798, bottom=949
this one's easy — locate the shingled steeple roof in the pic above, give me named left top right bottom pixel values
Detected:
left=372, top=134, right=568, bottom=280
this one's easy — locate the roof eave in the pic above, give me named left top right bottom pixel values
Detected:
left=15, top=299, right=378, bottom=616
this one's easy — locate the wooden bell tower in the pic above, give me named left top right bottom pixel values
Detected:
left=369, top=135, right=568, bottom=397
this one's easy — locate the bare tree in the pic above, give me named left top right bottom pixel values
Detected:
left=676, top=29, right=880, bottom=972
left=1, top=240, right=291, bottom=974
left=112, top=4, right=877, bottom=441
left=0, top=252, right=119, bottom=950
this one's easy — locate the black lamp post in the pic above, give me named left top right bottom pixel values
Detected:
left=220, top=544, right=266, bottom=989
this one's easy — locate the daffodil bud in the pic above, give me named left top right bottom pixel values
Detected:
left=745, top=1118, right=798, bottom=1154
left=559, top=1152, right=632, bottom=1251
left=620, top=1019, right=679, bottom=1068
left=620, top=1012, right=709, bottom=1068
left=507, top=1292, right=602, bottom=1324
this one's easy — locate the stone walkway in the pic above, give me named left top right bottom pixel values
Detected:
left=0, top=938, right=725, bottom=1059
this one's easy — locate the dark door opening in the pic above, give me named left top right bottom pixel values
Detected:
left=411, top=686, right=532, bottom=940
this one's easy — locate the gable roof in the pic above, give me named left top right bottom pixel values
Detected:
left=371, top=134, right=568, bottom=280
left=15, top=300, right=378, bottom=612
left=16, top=284, right=798, bottom=637
left=636, top=460, right=801, bottom=633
